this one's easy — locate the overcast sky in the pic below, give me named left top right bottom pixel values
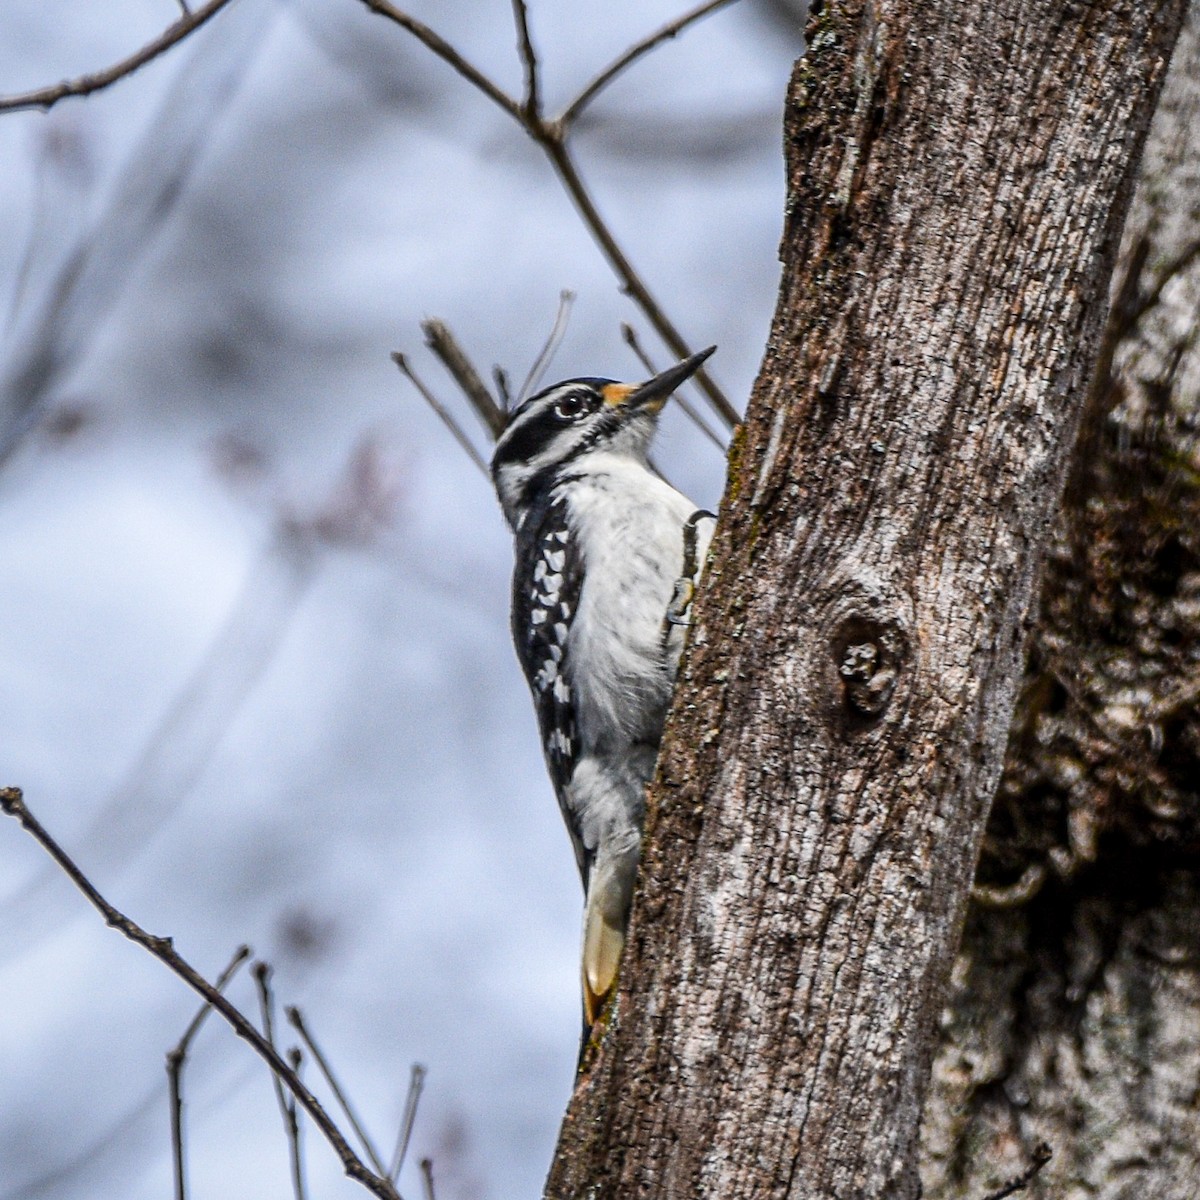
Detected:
left=0, top=3, right=799, bottom=1196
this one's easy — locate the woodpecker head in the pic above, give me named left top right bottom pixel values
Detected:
left=491, top=345, right=715, bottom=528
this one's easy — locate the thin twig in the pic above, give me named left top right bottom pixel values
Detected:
left=420, top=320, right=508, bottom=439
left=519, top=289, right=577, bottom=402
left=167, top=945, right=251, bottom=1200
left=389, top=1064, right=427, bottom=1182
left=391, top=352, right=490, bottom=476
left=621, top=322, right=726, bottom=450
left=559, top=0, right=741, bottom=128
left=0, top=787, right=401, bottom=1200
left=621, top=321, right=665, bottom=376
left=493, top=366, right=513, bottom=410
left=357, top=0, right=522, bottom=122
left=971, top=863, right=1048, bottom=910
left=979, top=1142, right=1053, bottom=1200
left=288, top=1047, right=308, bottom=1200
left=287, top=1006, right=389, bottom=1178
left=1128, top=236, right=1200, bottom=330
left=255, top=963, right=307, bottom=1200
left=1149, top=672, right=1200, bottom=721
left=511, top=0, right=541, bottom=119
left=419, top=1158, right=436, bottom=1200
left=0, top=0, right=237, bottom=113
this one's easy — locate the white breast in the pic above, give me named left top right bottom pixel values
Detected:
left=559, top=454, right=702, bottom=751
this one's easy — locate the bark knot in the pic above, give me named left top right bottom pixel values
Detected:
left=833, top=613, right=907, bottom=722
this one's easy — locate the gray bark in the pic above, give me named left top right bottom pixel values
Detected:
left=545, top=1, right=1187, bottom=1197
left=922, top=11, right=1200, bottom=1196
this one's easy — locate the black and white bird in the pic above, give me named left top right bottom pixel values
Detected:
left=491, top=346, right=717, bottom=1039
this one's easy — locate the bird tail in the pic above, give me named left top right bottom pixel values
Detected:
left=577, top=834, right=640, bottom=1069
left=576, top=902, right=625, bottom=1074
left=582, top=901, right=625, bottom=1030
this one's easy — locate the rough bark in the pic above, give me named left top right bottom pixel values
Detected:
left=922, top=11, right=1200, bottom=1196
left=545, top=2, right=1186, bottom=1198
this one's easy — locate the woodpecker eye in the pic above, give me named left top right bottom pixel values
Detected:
left=553, top=393, right=590, bottom=422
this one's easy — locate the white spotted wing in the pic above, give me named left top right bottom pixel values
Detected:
left=511, top=497, right=584, bottom=819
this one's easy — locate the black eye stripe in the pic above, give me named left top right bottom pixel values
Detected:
left=493, top=406, right=563, bottom=473
left=493, top=384, right=607, bottom=473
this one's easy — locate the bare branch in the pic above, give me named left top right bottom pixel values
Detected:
left=0, top=0, right=237, bottom=114
left=621, top=322, right=726, bottom=450
left=167, top=945, right=251, bottom=1200
left=979, top=1142, right=1053, bottom=1200
left=519, top=289, right=576, bottom=402
left=620, top=321, right=664, bottom=376
left=169, top=944, right=253, bottom=1062
left=543, top=138, right=739, bottom=427
left=970, top=863, right=1048, bottom=910
left=1064, top=230, right=1152, bottom=515
left=0, top=787, right=402, bottom=1200
left=391, top=352, right=490, bottom=476
left=1108, top=231, right=1154, bottom=347
left=363, top=2, right=739, bottom=429
left=420, top=320, right=508, bottom=439
left=168, top=1069, right=188, bottom=1200
left=287, top=1006, right=389, bottom=1179
left=559, top=0, right=741, bottom=129
left=511, top=0, right=541, bottom=118
left=255, top=964, right=307, bottom=1200
left=389, top=1063, right=427, bottom=1183
left=404, top=291, right=578, bottom=467
left=357, top=0, right=522, bottom=123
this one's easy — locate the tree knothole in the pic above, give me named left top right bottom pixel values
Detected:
left=832, top=613, right=908, bottom=723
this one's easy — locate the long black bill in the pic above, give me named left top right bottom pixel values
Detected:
left=626, top=345, right=717, bottom=409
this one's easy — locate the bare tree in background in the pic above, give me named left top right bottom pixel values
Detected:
left=4, top=2, right=1200, bottom=1198
left=924, top=12, right=1200, bottom=1196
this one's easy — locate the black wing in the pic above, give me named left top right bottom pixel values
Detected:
left=511, top=496, right=586, bottom=872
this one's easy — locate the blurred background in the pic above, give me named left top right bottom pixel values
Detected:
left=0, top=2, right=800, bottom=1196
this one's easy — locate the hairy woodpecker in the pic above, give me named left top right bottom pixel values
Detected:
left=491, top=346, right=717, bottom=1037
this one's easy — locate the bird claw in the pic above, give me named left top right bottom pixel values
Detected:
left=665, top=578, right=696, bottom=626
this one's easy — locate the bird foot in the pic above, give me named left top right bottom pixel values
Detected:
left=665, top=577, right=696, bottom=627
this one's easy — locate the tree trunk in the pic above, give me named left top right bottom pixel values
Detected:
left=545, top=2, right=1187, bottom=1197
left=922, top=10, right=1200, bottom=1196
